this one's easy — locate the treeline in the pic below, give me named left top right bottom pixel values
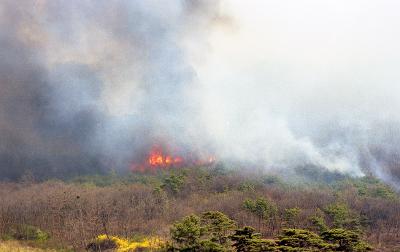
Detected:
left=165, top=211, right=372, bottom=251
left=0, top=165, right=399, bottom=251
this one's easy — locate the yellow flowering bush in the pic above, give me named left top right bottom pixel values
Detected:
left=93, top=234, right=164, bottom=251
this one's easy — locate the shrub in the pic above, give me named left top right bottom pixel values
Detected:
left=321, top=229, right=373, bottom=252
left=10, top=225, right=49, bottom=242
left=86, top=236, right=118, bottom=252
left=230, top=226, right=276, bottom=251
left=243, top=197, right=277, bottom=231
left=324, top=203, right=361, bottom=229
left=201, top=211, right=236, bottom=245
left=87, top=234, right=164, bottom=252
left=170, top=214, right=202, bottom=248
left=283, top=207, right=301, bottom=228
left=310, top=215, right=328, bottom=233
left=161, top=174, right=186, bottom=195
left=277, top=228, right=335, bottom=251
left=170, top=211, right=236, bottom=251
left=230, top=226, right=261, bottom=252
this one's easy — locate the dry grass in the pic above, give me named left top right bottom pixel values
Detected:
left=0, top=241, right=58, bottom=252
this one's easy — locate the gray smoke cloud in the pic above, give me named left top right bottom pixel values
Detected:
left=0, top=0, right=222, bottom=179
left=0, top=0, right=399, bottom=188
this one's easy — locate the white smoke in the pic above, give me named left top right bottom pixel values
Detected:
left=189, top=0, right=400, bottom=186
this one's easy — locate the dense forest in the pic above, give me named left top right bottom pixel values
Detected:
left=0, top=165, right=399, bottom=251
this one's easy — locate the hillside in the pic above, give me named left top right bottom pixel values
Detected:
left=0, top=165, right=399, bottom=251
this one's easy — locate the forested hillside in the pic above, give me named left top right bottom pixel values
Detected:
left=0, top=165, right=399, bottom=251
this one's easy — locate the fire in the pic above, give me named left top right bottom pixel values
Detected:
left=130, top=145, right=215, bottom=172
left=147, top=146, right=183, bottom=167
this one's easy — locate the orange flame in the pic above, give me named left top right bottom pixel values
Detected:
left=131, top=145, right=216, bottom=173
left=147, top=146, right=183, bottom=167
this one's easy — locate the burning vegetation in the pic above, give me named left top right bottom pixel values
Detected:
left=130, top=145, right=216, bottom=172
left=147, top=146, right=183, bottom=167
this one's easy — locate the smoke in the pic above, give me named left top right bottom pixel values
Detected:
left=0, top=0, right=223, bottom=180
left=195, top=0, right=400, bottom=188
left=1, top=0, right=400, bottom=188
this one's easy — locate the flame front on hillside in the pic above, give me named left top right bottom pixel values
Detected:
left=147, top=146, right=183, bottom=167
left=131, top=145, right=215, bottom=172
